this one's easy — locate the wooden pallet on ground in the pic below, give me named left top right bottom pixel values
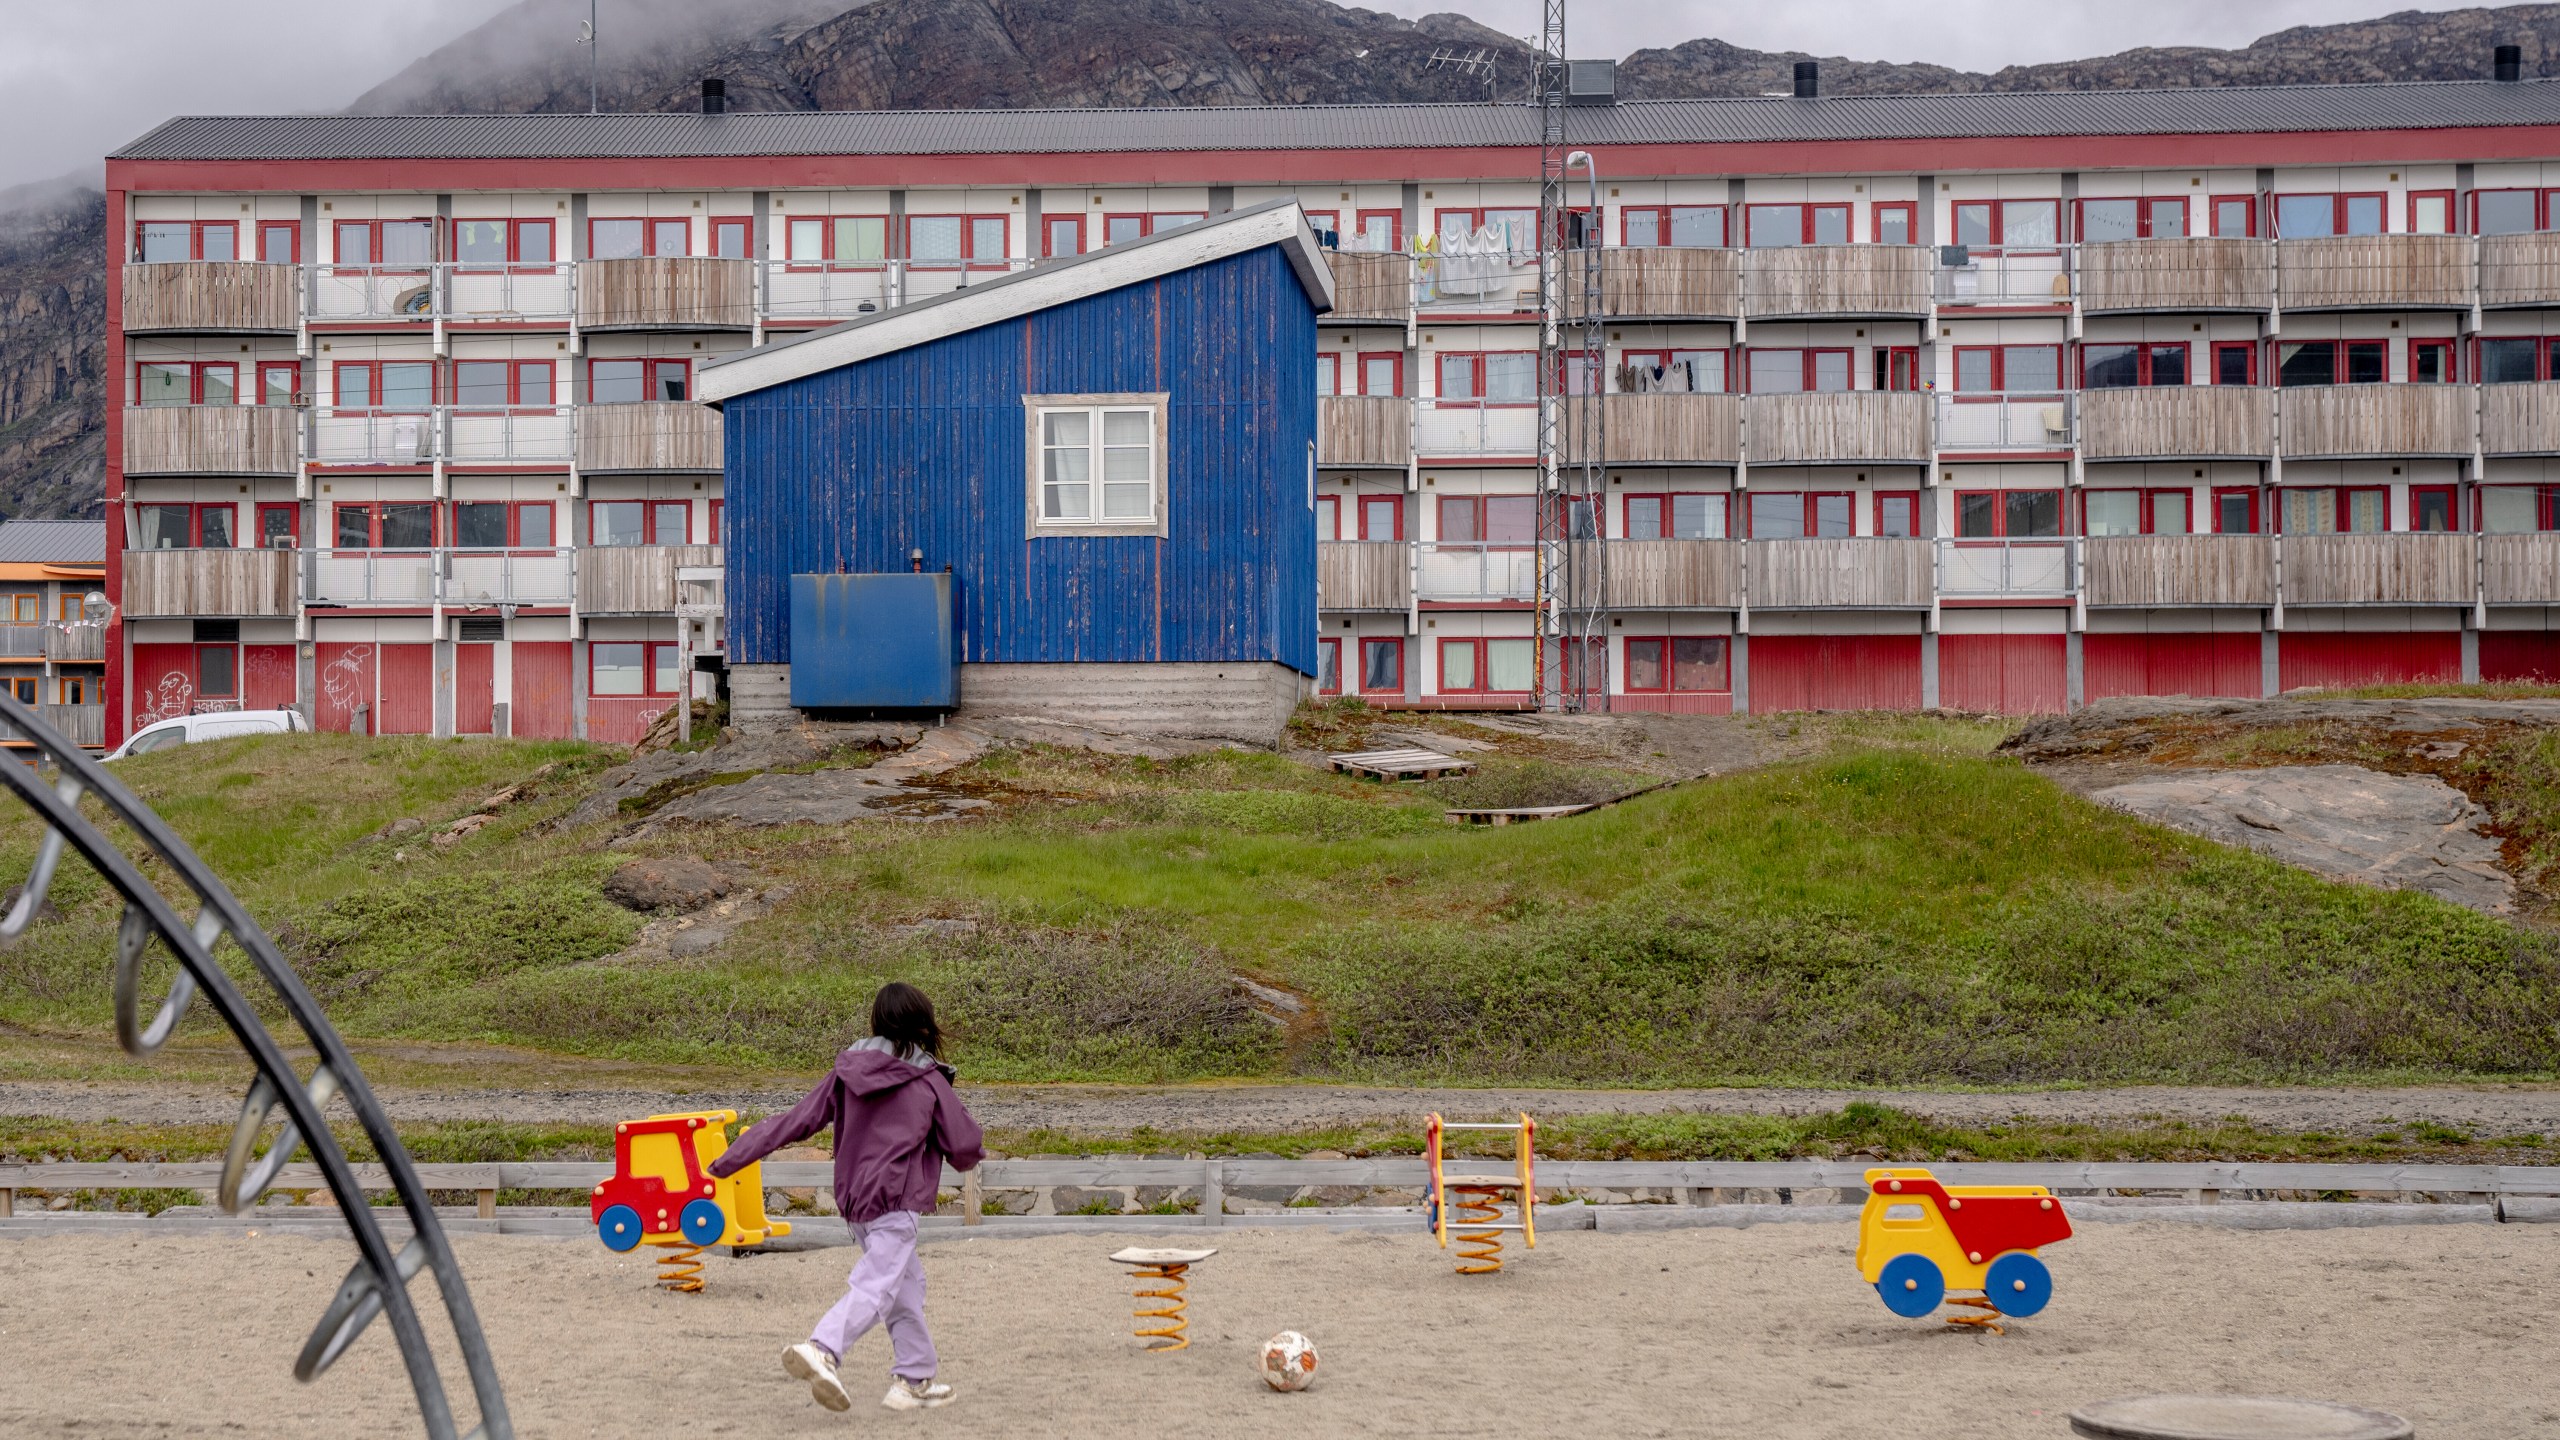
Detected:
left=1328, top=747, right=1477, bottom=782
left=1445, top=804, right=1598, bottom=826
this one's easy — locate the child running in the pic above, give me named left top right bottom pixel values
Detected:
left=708, top=981, right=985, bottom=1413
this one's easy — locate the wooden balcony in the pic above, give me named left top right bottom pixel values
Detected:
left=1565, top=248, right=1740, bottom=319
left=2275, top=234, right=2476, bottom=310
left=1741, top=246, right=1931, bottom=319
left=2482, top=383, right=2560, bottom=456
left=1748, top=538, right=1932, bottom=608
left=576, top=257, right=753, bottom=329
left=2282, top=533, right=2475, bottom=606
left=2078, top=386, right=2273, bottom=460
left=1743, top=392, right=1928, bottom=465
left=2278, top=385, right=2473, bottom=458
left=2082, top=535, right=2275, bottom=607
left=2481, top=232, right=2560, bottom=308
left=121, top=262, right=297, bottom=333
left=577, top=544, right=722, bottom=613
left=43, top=623, right=106, bottom=663
left=1609, top=539, right=1739, bottom=608
left=1564, top=394, right=1739, bottom=465
left=121, top=405, right=297, bottom=476
left=1316, top=541, right=1409, bottom=610
left=1316, top=395, right=1410, bottom=467
left=577, top=402, right=723, bottom=471
left=1322, top=252, right=1410, bottom=322
left=2483, top=534, right=2560, bottom=604
left=2078, top=238, right=2273, bottom=312
left=120, top=548, right=296, bottom=618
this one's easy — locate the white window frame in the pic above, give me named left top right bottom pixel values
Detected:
left=1023, top=392, right=1169, bottom=538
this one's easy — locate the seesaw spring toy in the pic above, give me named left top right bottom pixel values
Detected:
left=1855, top=1166, right=2071, bottom=1333
left=1109, top=1247, right=1216, bottom=1352
left=591, top=1110, right=790, bottom=1291
left=1424, top=1112, right=1536, bottom=1274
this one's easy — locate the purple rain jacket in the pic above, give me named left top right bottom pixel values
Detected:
left=708, top=1041, right=985, bottom=1224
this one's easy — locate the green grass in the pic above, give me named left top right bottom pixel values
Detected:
left=2298, top=682, right=2560, bottom=701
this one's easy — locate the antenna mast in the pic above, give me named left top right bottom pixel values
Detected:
left=1533, top=2, right=1606, bottom=713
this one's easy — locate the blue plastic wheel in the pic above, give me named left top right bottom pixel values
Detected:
left=679, top=1197, right=727, bottom=1246
left=1424, top=1192, right=1440, bottom=1233
left=1983, top=1251, right=2053, bottom=1317
left=597, top=1203, right=644, bottom=1253
left=1876, top=1252, right=1946, bottom=1318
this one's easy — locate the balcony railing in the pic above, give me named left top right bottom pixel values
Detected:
left=757, top=259, right=1035, bottom=323
left=309, top=263, right=574, bottom=323
left=1936, top=539, right=2076, bottom=599
left=1742, top=245, right=1932, bottom=318
left=121, top=405, right=297, bottom=476
left=43, top=622, right=106, bottom=663
left=120, top=547, right=297, bottom=618
left=2483, top=533, right=2560, bottom=604
left=2481, top=232, right=2560, bottom=309
left=1742, top=391, right=1928, bottom=465
left=1414, top=401, right=1537, bottom=459
left=1565, top=248, right=1741, bottom=319
left=306, top=406, right=575, bottom=467
left=578, top=402, right=723, bottom=471
left=1934, top=248, right=2075, bottom=306
left=579, top=257, right=755, bottom=329
left=1609, top=538, right=1739, bottom=608
left=1933, top=394, right=2074, bottom=452
left=2275, top=234, right=2477, bottom=311
left=2079, top=386, right=2274, bottom=460
left=1749, top=537, right=1932, bottom=609
left=2481, top=383, right=2560, bottom=456
left=2082, top=534, right=2275, bottom=607
left=0, top=705, right=106, bottom=749
left=1415, top=247, right=1540, bottom=316
left=2277, top=384, right=2473, bottom=458
left=0, top=625, right=41, bottom=657
left=121, top=261, right=298, bottom=332
left=308, top=548, right=576, bottom=607
left=578, top=544, right=723, bottom=613
left=1316, top=541, right=1409, bottom=610
left=2282, top=532, right=2476, bottom=606
left=1565, top=394, right=1739, bottom=465
left=1416, top=542, right=1536, bottom=602
left=1316, top=395, right=1411, bottom=467
left=2076, top=238, right=2275, bottom=312
left=1323, top=251, right=1411, bottom=322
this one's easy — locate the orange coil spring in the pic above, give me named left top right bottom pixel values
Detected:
left=655, top=1240, right=706, bottom=1293
left=1451, top=1185, right=1505, bottom=1274
left=1942, top=1296, right=2004, bottom=1335
left=1129, top=1262, right=1192, bottom=1351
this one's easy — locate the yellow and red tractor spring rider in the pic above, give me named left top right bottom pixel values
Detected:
left=591, top=1110, right=790, bottom=1291
left=1855, top=1166, right=2071, bottom=1332
left=1424, top=1112, right=1536, bottom=1274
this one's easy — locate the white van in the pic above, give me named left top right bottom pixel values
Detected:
left=104, top=709, right=311, bottom=761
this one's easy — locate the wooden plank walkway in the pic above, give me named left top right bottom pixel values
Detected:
left=1446, top=804, right=1596, bottom=825
left=1327, top=747, right=1477, bottom=781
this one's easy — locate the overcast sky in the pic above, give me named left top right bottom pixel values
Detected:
left=0, top=0, right=2489, bottom=193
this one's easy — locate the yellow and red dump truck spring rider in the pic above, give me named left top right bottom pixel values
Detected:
left=1854, top=1166, right=2072, bottom=1330
left=591, top=1110, right=789, bottom=1290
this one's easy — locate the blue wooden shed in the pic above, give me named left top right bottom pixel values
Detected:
left=699, top=199, right=1333, bottom=743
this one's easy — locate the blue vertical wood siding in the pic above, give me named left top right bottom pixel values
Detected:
left=723, top=245, right=1318, bottom=676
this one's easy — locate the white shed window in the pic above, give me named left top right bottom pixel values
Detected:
left=1024, top=393, right=1168, bottom=536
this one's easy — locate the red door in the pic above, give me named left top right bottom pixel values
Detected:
left=1938, top=634, right=2068, bottom=715
left=242, top=644, right=297, bottom=712
left=511, top=641, right=573, bottom=739
left=314, top=643, right=377, bottom=734
left=130, top=644, right=199, bottom=727
left=1748, top=635, right=1923, bottom=712
left=455, top=644, right=495, bottom=735
left=376, top=644, right=434, bottom=734
left=2276, top=633, right=2459, bottom=692
left=2482, top=632, right=2560, bottom=684
left=2083, top=633, right=2262, bottom=701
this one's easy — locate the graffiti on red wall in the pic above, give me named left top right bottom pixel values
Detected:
left=136, top=672, right=196, bottom=726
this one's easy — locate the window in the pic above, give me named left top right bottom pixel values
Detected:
left=588, top=499, right=689, bottom=547
left=1952, top=199, right=2059, bottom=250
left=2084, top=489, right=2193, bottom=536
left=1315, top=353, right=1339, bottom=396
left=784, top=215, right=888, bottom=267
left=56, top=592, right=83, bottom=622
left=256, top=503, right=298, bottom=549
left=1358, top=494, right=1403, bottom=541
left=2076, top=197, right=2188, bottom=242
left=1745, top=348, right=1851, bottom=394
left=453, top=218, right=555, bottom=266
left=589, top=217, right=690, bottom=259
left=2410, top=338, right=2456, bottom=384
left=452, top=359, right=554, bottom=409
left=1875, top=492, right=1920, bottom=538
left=2486, top=486, right=2560, bottom=532
left=453, top=501, right=555, bottom=548
left=1435, top=352, right=1536, bottom=403
left=1043, top=215, right=1084, bottom=258
left=136, top=504, right=236, bottom=549
left=58, top=676, right=88, bottom=705
left=1744, top=203, right=1850, bottom=248
left=334, top=360, right=434, bottom=410
left=332, top=219, right=434, bottom=266
left=591, top=641, right=681, bottom=697
left=1873, top=347, right=1919, bottom=392
left=1315, top=637, right=1341, bottom=695
left=134, top=220, right=237, bottom=262
left=2212, top=342, right=2258, bottom=386
left=2409, top=191, right=2455, bottom=236
left=1749, top=492, right=1853, bottom=539
left=1439, top=638, right=1535, bottom=694
left=1350, top=210, right=1402, bottom=253
left=255, top=361, right=301, bottom=406
left=1351, top=352, right=1399, bottom=397
left=330, top=502, right=437, bottom=550
left=2213, top=487, right=2260, bottom=534
left=2474, top=189, right=2544, bottom=236
left=1623, top=636, right=1729, bottom=693
left=1359, top=637, right=1403, bottom=694
left=1315, top=494, right=1340, bottom=540
left=1435, top=495, right=1536, bottom=546
left=2211, top=195, right=2256, bottom=238
left=2273, top=193, right=2386, bottom=238
left=2411, top=486, right=2458, bottom=533
left=1030, top=397, right=1162, bottom=531
left=1955, top=490, right=2063, bottom=538
left=257, top=221, right=298, bottom=265
left=909, top=214, right=1009, bottom=267
left=1956, top=345, right=2065, bottom=393
left=1621, top=205, right=1727, bottom=248
left=1620, top=349, right=1727, bottom=394
left=2080, top=343, right=2188, bottom=389
left=1622, top=493, right=1728, bottom=540
left=1871, top=202, right=1916, bottom=246
left=2281, top=487, right=2388, bottom=535
left=134, top=361, right=236, bottom=407
left=2277, top=340, right=2388, bottom=387
left=589, top=358, right=689, bottom=404
left=707, top=500, right=721, bottom=546
left=710, top=218, right=751, bottom=259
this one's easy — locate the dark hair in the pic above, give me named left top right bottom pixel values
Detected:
left=871, top=982, right=943, bottom=1060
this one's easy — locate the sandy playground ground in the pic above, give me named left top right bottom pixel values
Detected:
left=1, top=1219, right=2554, bottom=1438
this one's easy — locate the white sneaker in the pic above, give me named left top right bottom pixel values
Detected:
left=783, top=1342, right=852, bottom=1412
left=882, top=1378, right=955, bottom=1411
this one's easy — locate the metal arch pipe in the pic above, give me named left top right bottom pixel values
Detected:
left=0, top=695, right=511, bottom=1440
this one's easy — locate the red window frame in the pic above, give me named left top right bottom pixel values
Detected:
left=2270, top=192, right=2389, bottom=239
left=194, top=644, right=239, bottom=699
left=451, top=217, right=556, bottom=269
left=1433, top=206, right=1540, bottom=248
left=1875, top=491, right=1921, bottom=538
left=1620, top=204, right=1729, bottom=248
left=2083, top=488, right=2200, bottom=536
left=588, top=499, right=692, bottom=547
left=2410, top=485, right=2461, bottom=533
left=708, top=217, right=751, bottom=260
left=2210, top=341, right=2259, bottom=387
left=252, top=360, right=301, bottom=406
left=1873, top=346, right=1920, bottom=391
left=1742, top=202, right=1851, bottom=248
left=1434, top=350, right=1537, bottom=405
left=1299, top=209, right=1339, bottom=238
left=588, top=358, right=690, bottom=405
left=1742, top=347, right=1854, bottom=394
left=132, top=219, right=239, bottom=262
left=1352, top=208, right=1403, bottom=251
left=1748, top=491, right=1856, bottom=539
left=332, top=360, right=436, bottom=411
left=1435, top=495, right=1537, bottom=548
left=1042, top=214, right=1085, bottom=258
left=1954, top=344, right=2066, bottom=394
left=134, top=360, right=239, bottom=406
left=2077, top=341, right=2190, bottom=389
left=2276, top=338, right=2390, bottom=387
left=2406, top=190, right=2457, bottom=236
left=135, top=502, right=239, bottom=549
left=1357, top=636, right=1404, bottom=695
left=1870, top=201, right=1916, bottom=246
left=905, top=213, right=1009, bottom=269
left=1357, top=351, right=1403, bottom=397
left=1436, top=637, right=1534, bottom=695
left=2211, top=486, right=2261, bottom=535
left=1620, top=492, right=1730, bottom=540
left=2275, top=486, right=2392, bottom=535
left=708, top=499, right=721, bottom=546
left=450, top=500, right=557, bottom=550
left=330, top=501, right=439, bottom=550
left=587, top=216, right=691, bottom=259
left=2209, top=194, right=2257, bottom=238
left=2409, top=337, right=2458, bottom=384
left=450, top=358, right=555, bottom=410
left=1952, top=489, right=2067, bottom=539
left=780, top=214, right=890, bottom=268
left=1620, top=348, right=1730, bottom=395
left=255, top=220, right=299, bottom=265
left=2072, top=197, right=2190, bottom=241
left=1315, top=636, right=1342, bottom=695
left=1315, top=353, right=1340, bottom=396
left=1621, top=636, right=1731, bottom=694
left=1950, top=198, right=2061, bottom=252
left=331, top=218, right=436, bottom=267
left=254, top=502, right=300, bottom=549
left=588, top=640, right=682, bottom=698
left=2471, top=188, right=2552, bottom=235
left=1357, top=494, right=1403, bottom=542
left=1315, top=494, right=1340, bottom=541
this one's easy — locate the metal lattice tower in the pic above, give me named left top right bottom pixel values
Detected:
left=1533, top=0, right=1607, bottom=712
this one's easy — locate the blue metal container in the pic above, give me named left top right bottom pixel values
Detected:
left=787, top=572, right=957, bottom=709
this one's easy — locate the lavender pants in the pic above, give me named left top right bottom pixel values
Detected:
left=810, top=1210, right=936, bottom=1381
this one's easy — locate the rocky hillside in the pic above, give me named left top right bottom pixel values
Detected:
left=6, top=0, right=2556, bottom=520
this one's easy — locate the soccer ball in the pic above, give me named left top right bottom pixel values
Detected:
left=1257, top=1330, right=1318, bottom=1392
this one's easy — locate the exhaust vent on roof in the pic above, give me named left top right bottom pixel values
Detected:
left=702, top=78, right=727, bottom=114
left=2495, top=44, right=2523, bottom=82
left=1567, top=59, right=1617, bottom=106
left=1793, top=61, right=1819, bottom=98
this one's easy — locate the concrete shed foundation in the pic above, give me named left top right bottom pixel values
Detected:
left=727, top=660, right=1306, bottom=747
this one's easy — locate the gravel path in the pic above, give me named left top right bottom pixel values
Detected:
left=11, top=1080, right=2560, bottom=1135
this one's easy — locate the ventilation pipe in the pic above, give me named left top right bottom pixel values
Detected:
left=2495, top=45, right=2523, bottom=82
left=1793, top=61, right=1819, bottom=98
left=702, top=77, right=727, bottom=113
